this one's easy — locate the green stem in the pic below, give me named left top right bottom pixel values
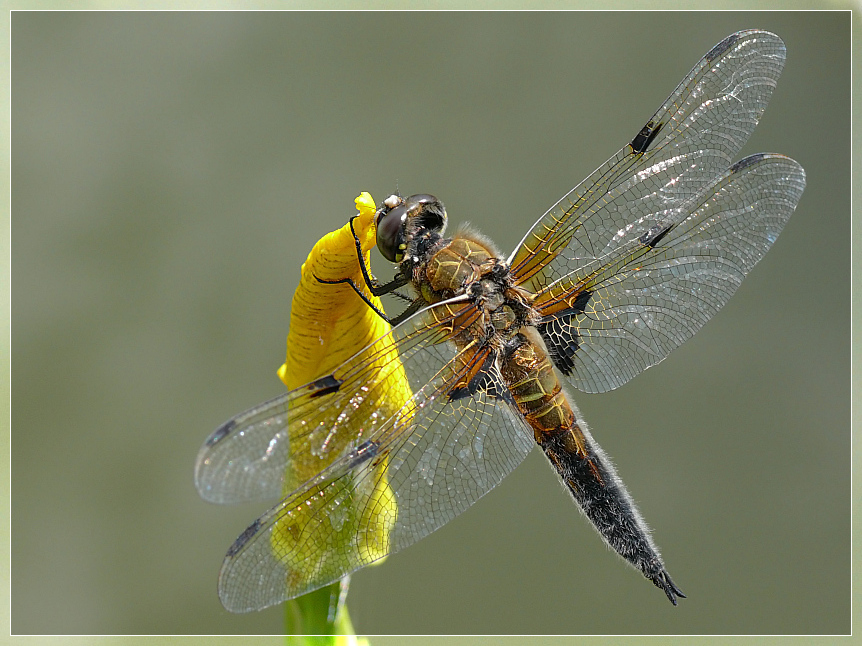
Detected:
left=284, top=579, right=368, bottom=646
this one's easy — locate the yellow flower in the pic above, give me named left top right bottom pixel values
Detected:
left=278, top=192, right=388, bottom=391
left=274, top=193, right=412, bottom=605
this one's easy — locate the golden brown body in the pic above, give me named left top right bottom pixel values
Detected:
left=403, top=227, right=679, bottom=600
left=414, top=232, right=595, bottom=470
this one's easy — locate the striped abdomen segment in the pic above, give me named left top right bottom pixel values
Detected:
left=500, top=333, right=594, bottom=469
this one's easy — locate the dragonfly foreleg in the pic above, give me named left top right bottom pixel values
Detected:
left=346, top=215, right=410, bottom=297
left=314, top=217, right=416, bottom=324
left=314, top=273, right=393, bottom=322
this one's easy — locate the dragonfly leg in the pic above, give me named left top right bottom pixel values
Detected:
left=314, top=274, right=393, bottom=322
left=315, top=217, right=415, bottom=324
left=386, top=298, right=425, bottom=327
left=345, top=216, right=410, bottom=297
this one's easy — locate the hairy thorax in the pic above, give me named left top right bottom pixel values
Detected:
left=411, top=231, right=537, bottom=347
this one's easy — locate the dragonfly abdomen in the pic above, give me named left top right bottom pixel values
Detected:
left=501, top=328, right=685, bottom=605
left=499, top=332, right=605, bottom=490
left=500, top=330, right=576, bottom=444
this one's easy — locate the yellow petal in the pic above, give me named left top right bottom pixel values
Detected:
left=278, top=192, right=387, bottom=390
left=273, top=193, right=413, bottom=588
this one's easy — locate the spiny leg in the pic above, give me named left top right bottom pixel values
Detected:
left=315, top=216, right=416, bottom=324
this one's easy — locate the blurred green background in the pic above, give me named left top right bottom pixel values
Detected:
left=12, top=10, right=849, bottom=636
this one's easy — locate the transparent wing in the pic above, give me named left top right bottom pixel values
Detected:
left=534, top=154, right=805, bottom=393
left=196, top=300, right=534, bottom=612
left=195, top=300, right=478, bottom=505
left=509, top=30, right=787, bottom=292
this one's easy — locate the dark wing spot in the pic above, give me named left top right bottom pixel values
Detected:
left=537, top=291, right=593, bottom=376
left=346, top=440, right=380, bottom=469
left=729, top=153, right=767, bottom=173
left=482, top=372, right=516, bottom=406
left=226, top=518, right=262, bottom=557
left=308, top=375, right=343, bottom=398
left=448, top=352, right=495, bottom=402
left=638, top=223, right=672, bottom=248
left=206, top=419, right=236, bottom=447
left=569, top=289, right=593, bottom=314
left=448, top=351, right=513, bottom=404
left=630, top=120, right=664, bottom=154
left=538, top=318, right=579, bottom=376
left=706, top=31, right=741, bottom=62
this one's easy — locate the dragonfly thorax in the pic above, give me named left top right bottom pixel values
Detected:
left=420, top=231, right=538, bottom=341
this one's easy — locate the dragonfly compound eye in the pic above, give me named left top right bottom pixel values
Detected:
left=376, top=203, right=409, bottom=263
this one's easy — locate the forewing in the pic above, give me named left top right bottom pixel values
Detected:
left=535, top=154, right=805, bottom=393
left=198, top=301, right=534, bottom=612
left=509, top=30, right=787, bottom=291
left=195, top=300, right=479, bottom=504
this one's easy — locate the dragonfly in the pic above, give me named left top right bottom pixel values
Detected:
left=195, top=30, right=805, bottom=613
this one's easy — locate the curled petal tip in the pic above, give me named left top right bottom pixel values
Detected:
left=355, top=192, right=376, bottom=222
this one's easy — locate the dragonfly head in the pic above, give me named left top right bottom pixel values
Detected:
left=375, top=193, right=447, bottom=263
